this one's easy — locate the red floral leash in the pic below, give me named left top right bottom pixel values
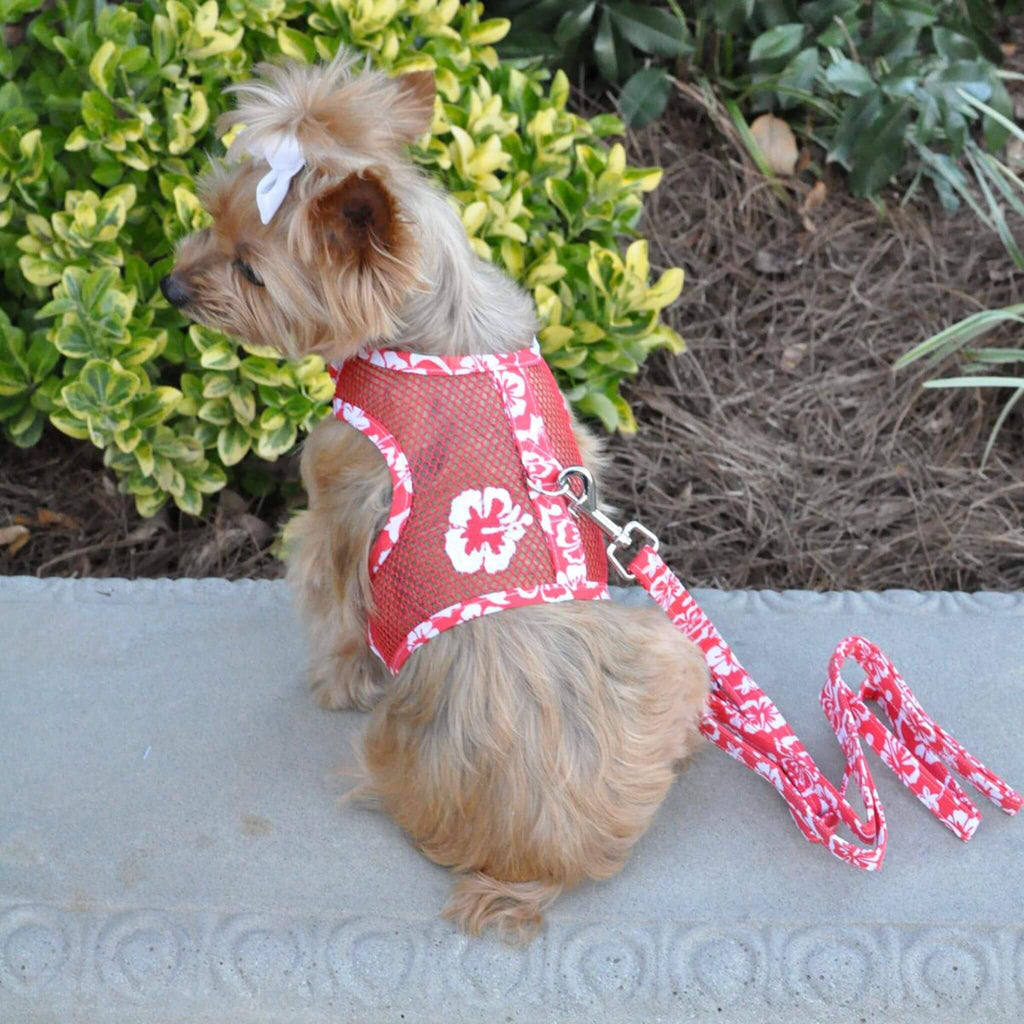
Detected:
left=548, top=467, right=1022, bottom=870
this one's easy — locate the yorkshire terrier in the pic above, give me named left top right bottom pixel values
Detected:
left=163, top=54, right=709, bottom=942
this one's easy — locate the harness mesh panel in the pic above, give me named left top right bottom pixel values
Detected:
left=333, top=356, right=607, bottom=664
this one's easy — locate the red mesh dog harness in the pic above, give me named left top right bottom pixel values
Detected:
left=328, top=341, right=609, bottom=673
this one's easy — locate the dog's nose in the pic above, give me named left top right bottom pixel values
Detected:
left=160, top=274, right=192, bottom=308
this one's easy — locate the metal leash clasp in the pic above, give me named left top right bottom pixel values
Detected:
left=535, top=466, right=660, bottom=582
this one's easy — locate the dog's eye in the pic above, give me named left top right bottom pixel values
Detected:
left=233, top=258, right=264, bottom=288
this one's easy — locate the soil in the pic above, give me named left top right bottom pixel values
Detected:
left=2, top=91, right=1023, bottom=590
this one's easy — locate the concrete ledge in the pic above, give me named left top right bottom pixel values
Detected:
left=1, top=577, right=1023, bottom=1023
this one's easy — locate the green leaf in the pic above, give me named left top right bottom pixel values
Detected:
left=49, top=409, right=90, bottom=440
left=776, top=47, right=820, bottom=110
left=724, top=99, right=784, bottom=191
left=229, top=385, right=256, bottom=424
left=619, top=69, right=670, bottom=128
left=609, top=4, right=688, bottom=59
left=545, top=177, right=586, bottom=226
left=827, top=89, right=883, bottom=170
left=799, top=0, right=860, bottom=33
left=133, top=387, right=182, bottom=428
left=240, top=356, right=286, bottom=386
left=81, top=266, right=119, bottom=314
left=20, top=255, right=61, bottom=287
left=277, top=26, right=316, bottom=64
left=198, top=398, right=233, bottom=426
left=88, top=40, right=117, bottom=95
left=254, top=418, right=297, bottom=460
left=217, top=421, right=251, bottom=466
left=91, top=161, right=124, bottom=187
left=9, top=406, right=45, bottom=447
left=134, top=489, right=168, bottom=518
left=134, top=441, right=155, bottom=477
left=201, top=372, right=234, bottom=399
left=749, top=23, right=805, bottom=65
left=152, top=14, right=176, bottom=67
left=593, top=7, right=634, bottom=85
left=52, top=323, right=93, bottom=361
left=577, top=390, right=619, bottom=431
left=824, top=57, right=875, bottom=97
left=173, top=482, right=203, bottom=517
left=61, top=358, right=139, bottom=414
left=966, top=145, right=1024, bottom=269
left=200, top=341, right=241, bottom=371
left=25, top=335, right=59, bottom=379
left=0, top=360, right=27, bottom=396
left=553, top=2, right=596, bottom=50
left=187, top=460, right=227, bottom=494
left=848, top=101, right=911, bottom=196
left=982, top=79, right=1013, bottom=153
left=114, top=424, right=142, bottom=453
left=932, top=27, right=979, bottom=62
left=982, top=385, right=1024, bottom=467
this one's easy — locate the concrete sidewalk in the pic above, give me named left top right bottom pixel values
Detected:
left=1, top=576, right=1022, bottom=1023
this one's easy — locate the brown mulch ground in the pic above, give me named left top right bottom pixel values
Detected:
left=2, top=94, right=1023, bottom=589
left=607, top=97, right=1024, bottom=591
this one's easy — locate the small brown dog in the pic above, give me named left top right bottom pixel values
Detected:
left=163, top=55, right=709, bottom=942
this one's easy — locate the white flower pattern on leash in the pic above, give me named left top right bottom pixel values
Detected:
left=444, top=487, right=534, bottom=574
left=630, top=545, right=1022, bottom=870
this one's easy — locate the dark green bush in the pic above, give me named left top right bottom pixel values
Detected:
left=496, top=0, right=1024, bottom=255
left=487, top=0, right=691, bottom=125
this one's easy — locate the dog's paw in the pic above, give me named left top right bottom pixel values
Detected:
left=310, top=666, right=387, bottom=712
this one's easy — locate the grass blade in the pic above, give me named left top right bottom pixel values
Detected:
left=914, top=143, right=997, bottom=240
left=965, top=347, right=1024, bottom=364
left=982, top=385, right=1024, bottom=467
left=965, top=144, right=1024, bottom=269
left=956, top=89, right=1024, bottom=144
left=894, top=305, right=1024, bottom=368
left=722, top=98, right=788, bottom=199
left=922, top=375, right=1024, bottom=388
left=972, top=148, right=1024, bottom=214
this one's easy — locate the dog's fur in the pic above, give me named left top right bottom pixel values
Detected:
left=165, top=55, right=710, bottom=942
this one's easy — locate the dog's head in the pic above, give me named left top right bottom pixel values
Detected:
left=161, top=54, right=435, bottom=359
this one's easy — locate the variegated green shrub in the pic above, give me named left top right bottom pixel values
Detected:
left=0, top=0, right=684, bottom=517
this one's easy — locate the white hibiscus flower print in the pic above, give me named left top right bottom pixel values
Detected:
left=337, top=401, right=371, bottom=431
left=949, top=808, right=980, bottom=836
left=444, top=487, right=535, bottom=574
left=403, top=619, right=440, bottom=653
left=739, top=693, right=786, bottom=733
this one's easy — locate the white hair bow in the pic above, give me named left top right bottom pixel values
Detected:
left=251, top=134, right=305, bottom=225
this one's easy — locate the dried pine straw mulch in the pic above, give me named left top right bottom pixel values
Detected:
left=608, top=96, right=1024, bottom=592
left=1, top=95, right=1023, bottom=589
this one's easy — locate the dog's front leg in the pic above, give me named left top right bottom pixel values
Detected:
left=287, top=416, right=391, bottom=711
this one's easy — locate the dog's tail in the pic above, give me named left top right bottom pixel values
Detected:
left=442, top=872, right=563, bottom=944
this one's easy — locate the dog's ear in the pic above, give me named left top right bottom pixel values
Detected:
left=388, top=70, right=436, bottom=145
left=306, top=167, right=419, bottom=343
left=311, top=170, right=400, bottom=264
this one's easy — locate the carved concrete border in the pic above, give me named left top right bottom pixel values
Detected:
left=2, top=905, right=1022, bottom=1020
